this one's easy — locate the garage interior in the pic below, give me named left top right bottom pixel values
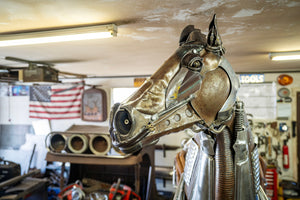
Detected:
left=0, top=0, right=300, bottom=199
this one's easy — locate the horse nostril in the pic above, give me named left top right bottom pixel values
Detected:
left=114, top=108, right=132, bottom=135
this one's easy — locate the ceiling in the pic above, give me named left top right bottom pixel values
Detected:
left=0, top=0, right=299, bottom=78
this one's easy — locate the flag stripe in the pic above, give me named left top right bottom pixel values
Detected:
left=52, top=89, right=83, bottom=95
left=51, top=92, right=82, bottom=97
left=29, top=111, right=81, bottom=118
left=29, top=112, right=81, bottom=117
left=51, top=93, right=81, bottom=102
left=51, top=84, right=84, bottom=91
left=29, top=106, right=80, bottom=112
left=29, top=82, right=84, bottom=119
left=29, top=110, right=80, bottom=114
left=29, top=116, right=81, bottom=120
left=50, top=99, right=81, bottom=103
left=52, top=86, right=84, bottom=91
left=29, top=104, right=81, bottom=108
left=30, top=101, right=81, bottom=107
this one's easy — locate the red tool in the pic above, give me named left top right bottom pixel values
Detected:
left=57, top=182, right=85, bottom=200
left=265, top=168, right=278, bottom=200
left=282, top=140, right=289, bottom=169
left=109, top=179, right=141, bottom=200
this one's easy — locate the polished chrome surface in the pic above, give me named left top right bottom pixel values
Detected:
left=49, top=133, right=67, bottom=153
left=183, top=139, right=199, bottom=187
left=173, top=173, right=185, bottom=200
left=109, top=16, right=233, bottom=153
left=251, top=145, right=261, bottom=195
left=110, top=53, right=181, bottom=153
left=190, top=67, right=230, bottom=127
left=258, top=185, right=269, bottom=200
left=146, top=97, right=201, bottom=138
left=89, top=134, right=111, bottom=156
left=166, top=67, right=202, bottom=108
left=109, top=14, right=268, bottom=199
left=215, top=128, right=234, bottom=199
left=218, top=57, right=240, bottom=118
left=185, top=131, right=215, bottom=200
left=233, top=101, right=256, bottom=200
left=233, top=129, right=255, bottom=200
left=166, top=67, right=189, bottom=108
left=67, top=134, right=88, bottom=154
left=206, top=14, right=225, bottom=56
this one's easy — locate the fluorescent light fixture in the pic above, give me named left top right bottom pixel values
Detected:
left=0, top=24, right=117, bottom=47
left=269, top=51, right=300, bottom=61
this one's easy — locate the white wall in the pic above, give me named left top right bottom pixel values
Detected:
left=0, top=96, right=33, bottom=124
left=264, top=73, right=299, bottom=181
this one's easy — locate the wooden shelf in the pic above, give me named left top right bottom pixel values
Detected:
left=0, top=178, right=47, bottom=200
left=46, top=152, right=143, bottom=166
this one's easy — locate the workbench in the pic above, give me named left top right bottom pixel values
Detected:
left=0, top=177, right=47, bottom=200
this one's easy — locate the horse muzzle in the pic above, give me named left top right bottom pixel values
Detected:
left=109, top=103, right=153, bottom=154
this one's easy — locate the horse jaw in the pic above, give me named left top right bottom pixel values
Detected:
left=191, top=67, right=230, bottom=126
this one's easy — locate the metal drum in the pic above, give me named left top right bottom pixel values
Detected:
left=49, top=133, right=67, bottom=153
left=67, top=134, right=89, bottom=154
left=89, top=134, right=111, bottom=156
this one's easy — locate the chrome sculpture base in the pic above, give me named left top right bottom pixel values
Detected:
left=174, top=101, right=268, bottom=200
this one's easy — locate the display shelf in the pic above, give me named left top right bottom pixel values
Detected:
left=45, top=151, right=141, bottom=166
left=45, top=146, right=156, bottom=200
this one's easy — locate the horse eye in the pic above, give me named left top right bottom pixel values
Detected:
left=188, top=57, right=203, bottom=71
left=191, top=60, right=202, bottom=68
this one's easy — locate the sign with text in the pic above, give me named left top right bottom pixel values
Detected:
left=239, top=74, right=264, bottom=84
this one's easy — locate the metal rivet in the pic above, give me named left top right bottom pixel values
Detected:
left=165, top=120, right=170, bottom=126
left=185, top=109, right=193, bottom=117
left=124, top=119, right=129, bottom=125
left=174, top=114, right=181, bottom=122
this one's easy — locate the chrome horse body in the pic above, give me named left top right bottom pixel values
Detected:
left=110, top=15, right=268, bottom=200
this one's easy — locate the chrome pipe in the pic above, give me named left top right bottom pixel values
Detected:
left=89, top=134, right=111, bottom=156
left=49, top=133, right=67, bottom=153
left=67, top=134, right=89, bottom=154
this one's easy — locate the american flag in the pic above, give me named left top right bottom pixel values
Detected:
left=29, top=82, right=84, bottom=119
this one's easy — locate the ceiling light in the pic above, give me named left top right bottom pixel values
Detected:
left=0, top=24, right=117, bottom=47
left=269, top=51, right=300, bottom=61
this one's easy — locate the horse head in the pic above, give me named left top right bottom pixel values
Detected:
left=109, top=14, right=239, bottom=154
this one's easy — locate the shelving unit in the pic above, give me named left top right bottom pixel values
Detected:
left=45, top=145, right=156, bottom=200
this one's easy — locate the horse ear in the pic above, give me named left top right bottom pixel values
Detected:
left=206, top=14, right=225, bottom=55
left=179, top=25, right=195, bottom=46
left=179, top=25, right=207, bottom=46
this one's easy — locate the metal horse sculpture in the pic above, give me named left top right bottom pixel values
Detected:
left=109, top=15, right=268, bottom=200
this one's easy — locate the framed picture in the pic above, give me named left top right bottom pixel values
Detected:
left=81, top=88, right=107, bottom=122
